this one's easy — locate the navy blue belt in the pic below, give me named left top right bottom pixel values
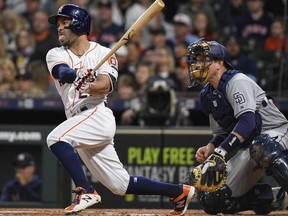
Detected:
left=80, top=103, right=107, bottom=112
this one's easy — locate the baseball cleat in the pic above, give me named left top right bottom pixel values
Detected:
left=170, top=184, right=195, bottom=215
left=64, top=186, right=101, bottom=214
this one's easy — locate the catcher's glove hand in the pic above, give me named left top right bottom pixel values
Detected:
left=186, top=148, right=228, bottom=192
left=74, top=67, right=95, bottom=91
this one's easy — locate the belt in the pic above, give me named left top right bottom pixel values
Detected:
left=80, top=106, right=89, bottom=112
left=261, top=97, right=268, bottom=107
left=80, top=102, right=107, bottom=112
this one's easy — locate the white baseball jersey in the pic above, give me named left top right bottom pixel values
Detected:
left=46, top=41, right=118, bottom=118
left=46, top=41, right=130, bottom=196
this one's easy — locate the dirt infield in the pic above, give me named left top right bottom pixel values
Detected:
left=0, top=209, right=287, bottom=216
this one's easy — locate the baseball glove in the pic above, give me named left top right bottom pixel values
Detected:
left=186, top=150, right=228, bottom=192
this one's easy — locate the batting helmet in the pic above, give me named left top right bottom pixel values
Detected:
left=48, top=4, right=91, bottom=35
left=187, top=38, right=234, bottom=86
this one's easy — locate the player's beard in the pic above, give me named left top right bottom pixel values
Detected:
left=60, top=34, right=78, bottom=47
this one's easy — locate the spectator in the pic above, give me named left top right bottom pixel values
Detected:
left=110, top=42, right=135, bottom=80
left=124, top=0, right=172, bottom=47
left=124, top=0, right=151, bottom=47
left=145, top=27, right=174, bottom=55
left=177, top=0, right=217, bottom=31
left=27, top=60, right=55, bottom=95
left=174, top=42, right=188, bottom=68
left=265, top=0, right=286, bottom=18
left=0, top=57, right=17, bottom=97
left=21, top=0, right=42, bottom=29
left=0, top=0, right=6, bottom=30
left=111, top=0, right=134, bottom=28
left=135, top=61, right=155, bottom=95
left=0, top=33, right=8, bottom=58
left=15, top=71, right=45, bottom=98
left=71, top=0, right=90, bottom=9
left=192, top=11, right=217, bottom=41
left=4, top=0, right=26, bottom=14
left=262, top=18, right=288, bottom=91
left=12, top=29, right=35, bottom=75
left=30, top=10, right=59, bottom=63
left=264, top=18, right=288, bottom=61
left=116, top=73, right=140, bottom=126
left=217, top=0, right=247, bottom=36
left=1, top=9, right=28, bottom=55
left=126, top=40, right=143, bottom=74
left=224, top=35, right=258, bottom=82
left=96, top=0, right=123, bottom=48
left=120, top=61, right=154, bottom=125
left=168, top=13, right=199, bottom=48
left=116, top=73, right=137, bottom=100
left=236, top=0, right=273, bottom=53
left=0, top=152, right=42, bottom=202
left=150, top=45, right=182, bottom=91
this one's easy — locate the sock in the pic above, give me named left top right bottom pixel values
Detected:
left=50, top=141, right=91, bottom=190
left=126, top=176, right=182, bottom=198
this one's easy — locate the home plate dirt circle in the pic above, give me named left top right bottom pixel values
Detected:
left=0, top=209, right=287, bottom=216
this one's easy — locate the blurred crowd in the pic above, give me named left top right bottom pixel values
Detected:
left=0, top=0, right=287, bottom=125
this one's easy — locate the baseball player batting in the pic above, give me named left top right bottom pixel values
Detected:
left=45, top=4, right=195, bottom=215
left=185, top=38, right=288, bottom=214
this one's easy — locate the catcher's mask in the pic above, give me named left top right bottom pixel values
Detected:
left=187, top=38, right=234, bottom=87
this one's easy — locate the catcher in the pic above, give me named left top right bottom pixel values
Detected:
left=185, top=38, right=288, bottom=215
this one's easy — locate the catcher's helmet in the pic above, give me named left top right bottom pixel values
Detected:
left=48, top=4, right=91, bottom=35
left=187, top=38, right=234, bottom=87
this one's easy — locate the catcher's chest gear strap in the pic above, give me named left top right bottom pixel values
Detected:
left=200, top=71, right=239, bottom=133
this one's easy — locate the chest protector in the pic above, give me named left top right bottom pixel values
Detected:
left=200, top=70, right=238, bottom=133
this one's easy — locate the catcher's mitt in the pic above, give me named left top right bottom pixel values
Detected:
left=186, top=149, right=228, bottom=192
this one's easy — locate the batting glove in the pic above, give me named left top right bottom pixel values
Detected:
left=78, top=82, right=92, bottom=94
left=74, top=67, right=95, bottom=90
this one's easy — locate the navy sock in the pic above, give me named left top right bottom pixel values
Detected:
left=50, top=141, right=90, bottom=190
left=126, top=176, right=182, bottom=198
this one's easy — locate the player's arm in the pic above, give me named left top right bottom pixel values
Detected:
left=52, top=64, right=77, bottom=83
left=217, top=77, right=258, bottom=155
left=196, top=115, right=227, bottom=163
left=76, top=53, right=118, bottom=95
left=88, top=74, right=112, bottom=95
left=217, top=111, right=256, bottom=154
left=46, top=49, right=78, bottom=83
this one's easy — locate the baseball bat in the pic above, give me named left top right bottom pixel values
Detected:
left=92, top=0, right=165, bottom=72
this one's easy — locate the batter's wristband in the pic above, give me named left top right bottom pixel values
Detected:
left=220, top=133, right=241, bottom=153
left=209, top=135, right=225, bottom=147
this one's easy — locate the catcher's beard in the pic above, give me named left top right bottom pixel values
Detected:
left=189, top=61, right=212, bottom=85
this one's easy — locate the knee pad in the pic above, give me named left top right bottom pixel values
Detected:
left=250, top=134, right=284, bottom=168
left=268, top=150, right=288, bottom=192
left=199, top=185, right=232, bottom=214
left=250, top=134, right=288, bottom=192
